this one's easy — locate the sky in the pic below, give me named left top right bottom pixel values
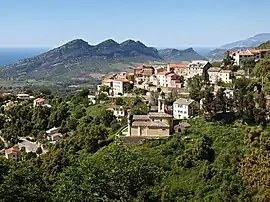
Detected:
left=1, top=0, right=270, bottom=48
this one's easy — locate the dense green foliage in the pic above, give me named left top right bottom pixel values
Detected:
left=2, top=116, right=270, bottom=201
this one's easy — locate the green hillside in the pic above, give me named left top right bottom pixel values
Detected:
left=257, top=40, right=270, bottom=49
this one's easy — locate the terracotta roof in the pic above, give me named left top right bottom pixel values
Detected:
left=170, top=64, right=187, bottom=68
left=220, top=70, right=232, bottom=73
left=174, top=98, right=194, bottom=106
left=34, top=98, right=45, bottom=103
left=5, top=148, right=18, bottom=154
left=208, top=67, right=221, bottom=72
left=102, top=79, right=114, bottom=83
left=113, top=78, right=132, bottom=83
left=249, top=49, right=261, bottom=54
left=106, top=107, right=114, bottom=111
left=148, top=112, right=173, bottom=118
left=135, top=66, right=143, bottom=70
left=238, top=50, right=253, bottom=56
left=156, top=71, right=168, bottom=76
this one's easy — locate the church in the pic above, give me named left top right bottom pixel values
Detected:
left=127, top=95, right=173, bottom=137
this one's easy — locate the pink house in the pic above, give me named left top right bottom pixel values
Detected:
left=167, top=73, right=182, bottom=88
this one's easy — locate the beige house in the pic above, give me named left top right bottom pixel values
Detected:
left=127, top=95, right=173, bottom=137
left=4, top=148, right=21, bottom=161
left=208, top=68, right=232, bottom=84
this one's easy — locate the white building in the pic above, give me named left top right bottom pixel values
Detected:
left=173, top=98, right=196, bottom=119
left=88, top=95, right=96, bottom=105
left=208, top=67, right=221, bottom=84
left=218, top=70, right=232, bottom=83
left=187, top=60, right=212, bottom=79
left=224, top=89, right=234, bottom=98
left=17, top=93, right=30, bottom=100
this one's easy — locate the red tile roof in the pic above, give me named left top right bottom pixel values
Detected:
left=34, top=98, right=45, bottom=103
left=220, top=70, right=232, bottom=73
left=5, top=148, right=18, bottom=154
left=170, top=64, right=187, bottom=68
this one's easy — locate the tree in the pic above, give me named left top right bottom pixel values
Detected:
left=49, top=102, right=70, bottom=127
left=36, top=147, right=42, bottom=155
left=241, top=58, right=256, bottom=74
left=99, top=85, right=111, bottom=93
left=187, top=75, right=203, bottom=102
left=100, top=109, right=115, bottom=127
left=0, top=164, right=52, bottom=201
left=215, top=88, right=227, bottom=113
left=53, top=144, right=163, bottom=202
left=212, top=61, right=222, bottom=67
left=115, top=97, right=125, bottom=106
left=252, top=58, right=270, bottom=77
left=202, top=86, right=216, bottom=121
left=223, top=51, right=235, bottom=66
left=98, top=92, right=109, bottom=101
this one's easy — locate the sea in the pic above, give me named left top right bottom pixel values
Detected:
left=0, top=48, right=48, bottom=66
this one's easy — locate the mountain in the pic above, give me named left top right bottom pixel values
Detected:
left=220, top=33, right=270, bottom=49
left=1, top=39, right=162, bottom=80
left=158, top=48, right=205, bottom=62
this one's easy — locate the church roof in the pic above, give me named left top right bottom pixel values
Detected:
left=148, top=112, right=173, bottom=118
left=132, top=120, right=169, bottom=128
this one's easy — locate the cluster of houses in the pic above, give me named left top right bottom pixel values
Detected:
left=99, top=60, right=234, bottom=97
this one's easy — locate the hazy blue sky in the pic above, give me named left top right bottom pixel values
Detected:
left=1, top=0, right=270, bottom=48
